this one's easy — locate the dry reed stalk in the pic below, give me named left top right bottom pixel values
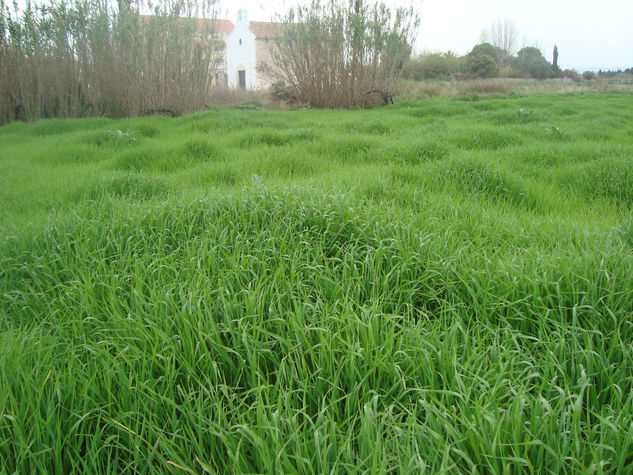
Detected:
left=0, top=0, right=220, bottom=124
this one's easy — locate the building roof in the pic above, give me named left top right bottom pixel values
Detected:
left=139, top=15, right=235, bottom=34
left=208, top=19, right=235, bottom=34
left=249, top=21, right=284, bottom=39
left=139, top=15, right=285, bottom=38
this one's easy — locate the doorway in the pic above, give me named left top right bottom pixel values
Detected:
left=238, top=70, right=246, bottom=89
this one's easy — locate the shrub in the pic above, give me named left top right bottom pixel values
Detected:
left=470, top=54, right=499, bottom=78
left=498, top=66, right=521, bottom=78
left=582, top=71, right=596, bottom=81
left=563, top=69, right=581, bottom=82
left=402, top=52, right=465, bottom=80
left=262, top=0, right=419, bottom=109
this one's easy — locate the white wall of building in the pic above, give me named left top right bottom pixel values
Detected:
left=225, top=10, right=257, bottom=89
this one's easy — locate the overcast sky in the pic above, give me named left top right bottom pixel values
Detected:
left=218, top=0, right=633, bottom=71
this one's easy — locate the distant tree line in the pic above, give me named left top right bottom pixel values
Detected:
left=0, top=0, right=219, bottom=124
left=402, top=43, right=632, bottom=82
left=403, top=19, right=631, bottom=83
left=403, top=43, right=558, bottom=81
left=596, top=68, right=633, bottom=78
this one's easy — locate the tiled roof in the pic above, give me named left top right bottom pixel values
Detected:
left=249, top=21, right=284, bottom=39
left=208, top=19, right=235, bottom=33
left=139, top=15, right=234, bottom=34
left=139, top=15, right=286, bottom=38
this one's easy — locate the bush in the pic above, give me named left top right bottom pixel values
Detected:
left=402, top=52, right=465, bottom=80
left=582, top=71, right=596, bottom=81
left=498, top=66, right=521, bottom=78
left=563, top=69, right=581, bottom=82
left=470, top=54, right=499, bottom=78
left=263, top=0, right=419, bottom=109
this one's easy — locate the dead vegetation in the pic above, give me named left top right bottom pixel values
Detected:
left=0, top=0, right=219, bottom=124
left=262, top=0, right=418, bottom=109
left=395, top=77, right=633, bottom=100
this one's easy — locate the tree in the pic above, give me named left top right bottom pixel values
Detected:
left=514, top=46, right=553, bottom=79
left=468, top=43, right=501, bottom=78
left=552, top=45, right=560, bottom=76
left=264, top=0, right=419, bottom=108
left=470, top=54, right=498, bottom=78
left=480, top=19, right=519, bottom=65
left=470, top=42, right=497, bottom=59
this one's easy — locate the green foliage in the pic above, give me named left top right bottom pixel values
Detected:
left=470, top=53, right=499, bottom=78
left=2, top=93, right=633, bottom=472
left=467, top=43, right=506, bottom=78
left=403, top=42, right=562, bottom=81
left=563, top=69, right=582, bottom=82
left=514, top=47, right=553, bottom=79
left=498, top=65, right=521, bottom=78
left=583, top=70, right=597, bottom=80
left=552, top=45, right=561, bottom=76
left=469, top=42, right=511, bottom=66
left=469, top=42, right=497, bottom=59
left=402, top=52, right=465, bottom=80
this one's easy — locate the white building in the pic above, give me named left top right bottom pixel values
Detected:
left=141, top=10, right=281, bottom=90
left=212, top=10, right=282, bottom=90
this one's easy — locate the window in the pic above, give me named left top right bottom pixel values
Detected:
left=215, top=72, right=228, bottom=87
left=239, top=39, right=242, bottom=45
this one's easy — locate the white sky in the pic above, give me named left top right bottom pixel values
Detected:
left=219, top=0, right=633, bottom=71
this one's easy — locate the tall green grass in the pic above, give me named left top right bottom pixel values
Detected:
left=1, top=93, right=633, bottom=473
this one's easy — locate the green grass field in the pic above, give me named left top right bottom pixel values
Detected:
left=1, top=93, right=633, bottom=473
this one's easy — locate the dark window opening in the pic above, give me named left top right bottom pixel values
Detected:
left=215, top=71, right=228, bottom=87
